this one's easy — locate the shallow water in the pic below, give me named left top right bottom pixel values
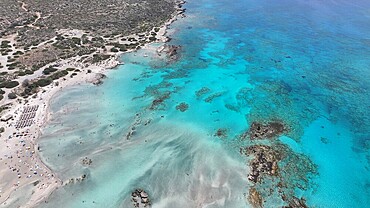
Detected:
left=38, top=0, right=370, bottom=207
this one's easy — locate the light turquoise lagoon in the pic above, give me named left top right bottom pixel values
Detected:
left=37, top=0, right=369, bottom=207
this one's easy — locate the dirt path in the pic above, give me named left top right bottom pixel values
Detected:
left=17, top=1, right=41, bottom=29
left=19, top=1, right=28, bottom=12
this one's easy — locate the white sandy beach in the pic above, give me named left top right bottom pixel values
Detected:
left=0, top=56, right=118, bottom=207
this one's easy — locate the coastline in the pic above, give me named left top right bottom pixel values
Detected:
left=0, top=1, right=186, bottom=207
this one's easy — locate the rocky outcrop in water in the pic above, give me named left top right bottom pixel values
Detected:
left=195, top=87, right=211, bottom=98
left=90, top=73, right=107, bottom=85
left=81, top=157, right=92, bottom=166
left=176, top=102, right=189, bottom=112
left=157, top=44, right=181, bottom=62
left=248, top=187, right=263, bottom=208
left=240, top=120, right=317, bottom=207
left=131, top=189, right=151, bottom=208
left=243, top=121, right=286, bottom=140
left=242, top=145, right=280, bottom=183
left=214, top=128, right=228, bottom=138
left=126, top=113, right=141, bottom=140
left=63, top=174, right=87, bottom=186
left=283, top=197, right=309, bottom=208
left=149, top=92, right=171, bottom=110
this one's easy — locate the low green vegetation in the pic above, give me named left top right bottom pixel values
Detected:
left=35, top=78, right=52, bottom=87
left=7, top=58, right=16, bottom=63
left=110, top=48, right=119, bottom=52
left=92, top=54, right=111, bottom=63
left=16, top=71, right=27, bottom=76
left=25, top=70, right=34, bottom=75
left=42, top=67, right=58, bottom=75
left=66, top=68, right=76, bottom=71
left=110, top=42, right=127, bottom=52
left=13, top=51, right=24, bottom=56
left=0, top=80, right=19, bottom=89
left=20, top=69, right=69, bottom=97
left=1, top=41, right=11, bottom=48
left=71, top=37, right=81, bottom=45
left=81, top=34, right=89, bottom=44
left=49, top=70, right=68, bottom=80
left=6, top=62, right=20, bottom=70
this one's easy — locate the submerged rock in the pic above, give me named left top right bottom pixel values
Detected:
left=214, top=128, right=228, bottom=138
left=92, top=73, right=107, bottom=85
left=248, top=187, right=263, bottom=208
left=195, top=87, right=211, bottom=98
left=204, top=92, right=224, bottom=103
left=157, top=44, right=181, bottom=62
left=64, top=174, right=88, bottom=185
left=242, top=145, right=281, bottom=183
left=82, top=157, right=92, bottom=166
left=149, top=92, right=171, bottom=110
left=176, top=102, right=189, bottom=112
left=283, top=196, right=309, bottom=208
left=244, top=121, right=287, bottom=140
left=241, top=140, right=317, bottom=207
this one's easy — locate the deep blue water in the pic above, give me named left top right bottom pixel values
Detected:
left=36, top=0, right=369, bottom=207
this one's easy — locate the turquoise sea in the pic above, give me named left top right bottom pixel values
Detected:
left=36, top=0, right=369, bottom=207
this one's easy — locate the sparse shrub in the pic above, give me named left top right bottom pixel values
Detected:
left=25, top=70, right=34, bottom=75
left=43, top=67, right=58, bottom=75
left=71, top=37, right=81, bottom=45
left=8, top=92, right=17, bottom=99
left=35, top=78, right=52, bottom=87
left=4, top=81, right=19, bottom=88
left=17, top=71, right=26, bottom=76
left=92, top=54, right=111, bottom=63
left=50, top=70, right=68, bottom=80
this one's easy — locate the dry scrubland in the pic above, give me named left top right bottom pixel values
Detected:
left=0, top=0, right=183, bottom=106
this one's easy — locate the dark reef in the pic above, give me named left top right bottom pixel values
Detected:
left=245, top=121, right=287, bottom=140
left=240, top=120, right=317, bottom=207
left=176, top=102, right=189, bottom=112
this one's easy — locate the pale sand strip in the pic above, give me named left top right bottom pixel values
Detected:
left=0, top=57, right=118, bottom=207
